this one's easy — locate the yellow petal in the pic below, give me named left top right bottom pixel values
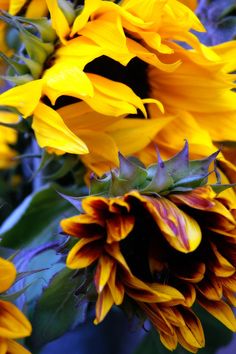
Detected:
left=58, top=102, right=123, bottom=131
left=55, top=36, right=103, bottom=69
left=43, top=60, right=94, bottom=105
left=0, top=258, right=16, bottom=293
left=94, top=255, right=114, bottom=292
left=0, top=300, right=32, bottom=338
left=94, top=285, right=114, bottom=324
left=71, top=0, right=101, bottom=36
left=85, top=74, right=146, bottom=117
left=107, top=116, right=173, bottom=156
left=0, top=111, right=19, bottom=124
left=46, top=0, right=70, bottom=42
left=8, top=0, right=27, bottom=15
left=0, top=80, right=42, bottom=118
left=32, top=103, right=89, bottom=155
left=25, top=0, right=48, bottom=18
left=108, top=264, right=124, bottom=305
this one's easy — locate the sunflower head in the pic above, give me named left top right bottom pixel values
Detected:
left=61, top=144, right=236, bottom=352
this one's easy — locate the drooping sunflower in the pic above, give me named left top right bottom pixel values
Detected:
left=61, top=145, right=236, bottom=353
left=1, top=0, right=235, bottom=176
left=0, top=256, right=32, bottom=353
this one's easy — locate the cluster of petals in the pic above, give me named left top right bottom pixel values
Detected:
left=61, top=185, right=236, bottom=352
left=0, top=257, right=32, bottom=354
left=0, top=0, right=235, bottom=175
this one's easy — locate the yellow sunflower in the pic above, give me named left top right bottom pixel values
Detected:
left=1, top=0, right=230, bottom=175
left=61, top=148, right=236, bottom=353
left=0, top=257, right=32, bottom=354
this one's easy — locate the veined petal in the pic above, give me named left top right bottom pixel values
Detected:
left=46, top=0, right=70, bottom=42
left=197, top=276, right=223, bottom=301
left=170, top=186, right=216, bottom=211
left=0, top=258, right=16, bottom=293
left=94, top=285, right=114, bottom=324
left=198, top=297, right=236, bottom=332
left=33, top=103, right=89, bottom=155
left=0, top=80, right=42, bottom=118
left=0, top=300, right=32, bottom=338
left=85, top=74, right=146, bottom=117
left=94, top=255, right=114, bottom=292
left=127, top=192, right=202, bottom=253
left=106, top=214, right=135, bottom=243
left=43, top=60, right=94, bottom=105
left=66, top=236, right=102, bottom=269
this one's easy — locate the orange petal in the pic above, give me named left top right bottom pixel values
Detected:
left=66, top=236, right=102, bottom=269
left=160, top=331, right=178, bottom=351
left=61, top=214, right=104, bottom=237
left=198, top=297, right=236, bottom=331
left=197, top=276, right=223, bottom=301
left=177, top=309, right=205, bottom=349
left=94, top=286, right=114, bottom=324
left=5, top=339, right=31, bottom=354
left=0, top=300, right=32, bottom=338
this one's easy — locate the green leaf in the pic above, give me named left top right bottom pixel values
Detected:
left=28, top=267, right=87, bottom=351
left=0, top=186, right=76, bottom=249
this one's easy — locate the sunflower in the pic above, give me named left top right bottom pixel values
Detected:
left=0, top=257, right=32, bottom=354
left=1, top=0, right=233, bottom=175
left=61, top=146, right=236, bottom=353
